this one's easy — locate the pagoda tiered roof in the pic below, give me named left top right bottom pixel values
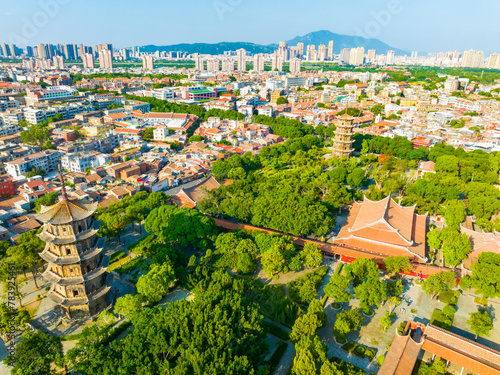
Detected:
left=36, top=197, right=97, bottom=225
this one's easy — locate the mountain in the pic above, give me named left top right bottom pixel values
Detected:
left=138, top=30, right=408, bottom=56
left=140, top=42, right=276, bottom=55
left=286, top=30, right=408, bottom=55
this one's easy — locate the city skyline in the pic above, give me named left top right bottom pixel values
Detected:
left=1, top=0, right=499, bottom=53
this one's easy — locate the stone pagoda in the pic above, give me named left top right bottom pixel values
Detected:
left=37, top=170, right=113, bottom=322
left=332, top=113, right=355, bottom=158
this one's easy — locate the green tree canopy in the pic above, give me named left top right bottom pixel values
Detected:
left=136, top=262, right=176, bottom=303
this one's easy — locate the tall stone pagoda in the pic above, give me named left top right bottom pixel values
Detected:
left=37, top=170, right=113, bottom=322
left=332, top=113, right=355, bottom=158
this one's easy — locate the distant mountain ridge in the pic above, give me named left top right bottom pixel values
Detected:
left=286, top=30, right=408, bottom=55
left=139, top=30, right=408, bottom=56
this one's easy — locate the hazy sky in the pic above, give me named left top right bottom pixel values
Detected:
left=1, top=0, right=498, bottom=53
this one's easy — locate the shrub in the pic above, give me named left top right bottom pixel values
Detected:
left=287, top=267, right=328, bottom=305
left=410, top=309, right=417, bottom=314
left=442, top=305, right=456, bottom=317
left=376, top=354, right=385, bottom=366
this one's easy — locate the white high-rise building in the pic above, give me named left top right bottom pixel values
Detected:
left=253, top=54, right=265, bottom=72
left=207, top=59, right=220, bottom=72
left=461, top=49, right=484, bottom=68
left=142, top=55, right=154, bottom=71
left=98, top=49, right=113, bottom=70
left=340, top=48, right=350, bottom=63
left=349, top=47, right=365, bottom=66
left=296, top=42, right=304, bottom=57
left=386, top=50, right=395, bottom=65
left=194, top=54, right=204, bottom=71
left=289, top=58, right=301, bottom=74
left=487, top=53, right=498, bottom=69
left=53, top=55, right=65, bottom=69
left=236, top=49, right=246, bottom=71
left=271, top=54, right=283, bottom=72
left=367, top=49, right=376, bottom=61
left=222, top=60, right=234, bottom=72
left=82, top=53, right=95, bottom=69
left=327, top=41, right=334, bottom=60
left=318, top=44, right=327, bottom=61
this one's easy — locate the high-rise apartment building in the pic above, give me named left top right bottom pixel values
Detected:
left=63, top=44, right=76, bottom=60
left=367, top=49, right=376, bottom=61
left=297, top=42, right=304, bottom=57
left=386, top=50, right=395, bottom=65
left=207, top=59, right=220, bottom=72
left=318, top=44, right=327, bottom=61
left=98, top=49, right=113, bottom=70
left=222, top=59, right=234, bottom=72
left=271, top=54, right=283, bottom=72
left=327, top=41, right=334, bottom=60
left=461, top=49, right=483, bottom=68
left=289, top=58, right=301, bottom=74
left=236, top=49, right=246, bottom=71
left=82, top=53, right=95, bottom=69
left=53, top=55, right=65, bottom=69
left=340, top=48, right=350, bottom=62
left=142, top=55, right=154, bottom=70
left=253, top=54, right=265, bottom=72
left=349, top=47, right=365, bottom=66
left=194, top=53, right=204, bottom=71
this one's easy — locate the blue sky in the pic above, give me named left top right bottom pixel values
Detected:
left=1, top=0, right=499, bottom=53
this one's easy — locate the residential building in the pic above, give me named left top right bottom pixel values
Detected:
left=99, top=49, right=113, bottom=70
left=386, top=50, right=395, bottom=65
left=82, top=53, right=95, bottom=69
left=61, top=153, right=95, bottom=173
left=5, top=150, right=60, bottom=178
left=236, top=49, right=246, bottom=71
left=142, top=55, right=154, bottom=71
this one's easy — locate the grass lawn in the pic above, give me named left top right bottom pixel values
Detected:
left=113, top=256, right=149, bottom=275
left=108, top=255, right=133, bottom=272
left=430, top=309, right=453, bottom=330
left=127, top=233, right=155, bottom=253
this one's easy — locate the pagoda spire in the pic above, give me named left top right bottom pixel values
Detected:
left=58, top=165, right=68, bottom=201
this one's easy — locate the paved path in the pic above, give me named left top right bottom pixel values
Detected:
left=326, top=342, right=378, bottom=372
left=272, top=342, right=295, bottom=375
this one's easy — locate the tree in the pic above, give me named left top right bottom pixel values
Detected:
left=354, top=277, right=387, bottom=314
left=301, top=243, right=323, bottom=268
left=467, top=309, right=493, bottom=341
left=333, top=309, right=363, bottom=340
left=380, top=311, right=393, bottom=331
left=237, top=253, right=255, bottom=275
left=34, top=191, right=59, bottom=213
left=0, top=241, right=9, bottom=258
left=85, top=166, right=91, bottom=175
left=276, top=96, right=288, bottom=105
left=422, top=271, right=456, bottom=298
left=441, top=230, right=471, bottom=267
left=0, top=303, right=30, bottom=337
left=292, top=348, right=318, bottom=375
left=346, top=257, right=379, bottom=286
left=469, top=252, right=500, bottom=299
left=320, top=361, right=342, bottom=375
left=324, top=274, right=351, bottom=304
left=9, top=330, right=63, bottom=375
left=346, top=167, right=366, bottom=189
left=290, top=313, right=321, bottom=343
left=114, top=294, right=145, bottom=319
left=188, top=134, right=203, bottom=143
left=308, top=298, right=327, bottom=327
left=418, top=357, right=452, bottom=375
left=145, top=205, right=218, bottom=249
left=427, top=229, right=442, bottom=250
left=443, top=200, right=466, bottom=230
left=141, top=127, right=154, bottom=141
left=9, top=230, right=44, bottom=288
left=136, top=262, right=175, bottom=303
left=384, top=256, right=412, bottom=275
left=261, top=245, right=285, bottom=278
